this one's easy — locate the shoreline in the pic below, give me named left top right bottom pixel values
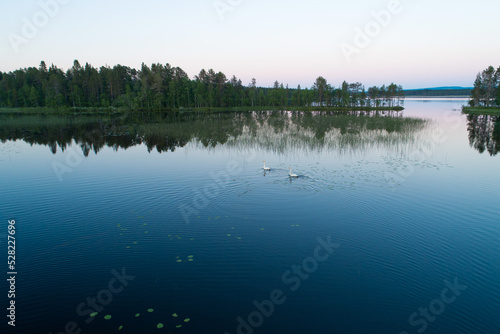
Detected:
left=0, top=106, right=404, bottom=115
left=462, top=107, right=500, bottom=116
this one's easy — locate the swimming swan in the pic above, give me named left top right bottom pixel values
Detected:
left=262, top=160, right=271, bottom=171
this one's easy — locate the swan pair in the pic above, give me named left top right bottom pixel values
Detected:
left=262, top=161, right=299, bottom=178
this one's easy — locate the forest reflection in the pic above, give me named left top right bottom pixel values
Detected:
left=467, top=114, right=500, bottom=156
left=0, top=110, right=429, bottom=156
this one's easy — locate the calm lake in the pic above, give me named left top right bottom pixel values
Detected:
left=1, top=99, right=499, bottom=334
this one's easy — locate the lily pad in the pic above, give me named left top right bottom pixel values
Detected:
left=118, top=325, right=123, bottom=330
left=135, top=313, right=140, bottom=317
left=184, top=318, right=190, bottom=322
left=188, top=259, right=193, bottom=262
left=157, top=323, right=164, bottom=329
left=104, top=315, right=112, bottom=320
left=89, top=312, right=98, bottom=317
left=172, top=313, right=178, bottom=317
left=147, top=308, right=154, bottom=313
left=176, top=325, right=182, bottom=328
left=176, top=259, right=182, bottom=263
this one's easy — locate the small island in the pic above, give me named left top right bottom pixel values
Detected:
left=463, top=65, right=500, bottom=115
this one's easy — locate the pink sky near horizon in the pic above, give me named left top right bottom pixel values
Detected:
left=1, top=0, right=499, bottom=89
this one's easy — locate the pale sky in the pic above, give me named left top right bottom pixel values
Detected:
left=1, top=0, right=499, bottom=89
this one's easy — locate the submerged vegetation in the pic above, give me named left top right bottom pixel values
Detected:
left=0, top=110, right=427, bottom=156
left=0, top=60, right=404, bottom=112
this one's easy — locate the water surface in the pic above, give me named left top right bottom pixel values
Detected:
left=1, top=100, right=499, bottom=334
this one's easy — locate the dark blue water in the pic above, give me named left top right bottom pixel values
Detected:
left=1, top=100, right=499, bottom=334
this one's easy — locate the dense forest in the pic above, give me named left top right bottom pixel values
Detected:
left=0, top=60, right=405, bottom=111
left=469, top=66, right=500, bottom=107
left=405, top=88, right=472, bottom=97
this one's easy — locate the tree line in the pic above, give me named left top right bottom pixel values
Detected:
left=470, top=66, right=500, bottom=107
left=0, top=60, right=405, bottom=111
left=405, top=88, right=472, bottom=97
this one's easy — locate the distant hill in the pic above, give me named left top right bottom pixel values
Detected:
left=404, top=87, right=472, bottom=97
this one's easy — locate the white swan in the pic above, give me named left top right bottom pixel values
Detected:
left=289, top=167, right=298, bottom=178
left=262, top=160, right=271, bottom=171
